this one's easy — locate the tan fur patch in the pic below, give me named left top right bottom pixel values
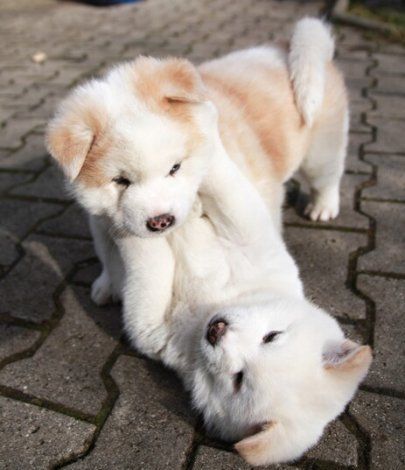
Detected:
left=235, top=421, right=276, bottom=465
left=201, top=66, right=309, bottom=181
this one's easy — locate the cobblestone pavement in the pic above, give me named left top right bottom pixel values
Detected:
left=0, top=0, right=404, bottom=468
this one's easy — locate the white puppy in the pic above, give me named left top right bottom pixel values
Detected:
left=46, top=18, right=371, bottom=465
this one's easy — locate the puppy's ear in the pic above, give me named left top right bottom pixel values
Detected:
left=235, top=422, right=283, bottom=466
left=46, top=95, right=103, bottom=181
left=160, top=58, right=207, bottom=104
left=323, top=340, right=372, bottom=379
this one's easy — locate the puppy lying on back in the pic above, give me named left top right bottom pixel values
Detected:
left=47, top=18, right=371, bottom=465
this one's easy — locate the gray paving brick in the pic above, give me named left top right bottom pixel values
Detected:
left=373, top=75, right=405, bottom=95
left=366, top=117, right=405, bottom=154
left=0, top=396, right=95, bottom=469
left=0, top=199, right=62, bottom=266
left=374, top=53, right=405, bottom=76
left=72, top=262, right=100, bottom=287
left=284, top=173, right=369, bottom=230
left=0, top=235, right=93, bottom=322
left=0, top=133, right=49, bottom=171
left=285, top=227, right=367, bottom=320
left=37, top=203, right=91, bottom=239
left=10, top=163, right=70, bottom=201
left=362, top=154, right=405, bottom=202
left=192, top=445, right=299, bottom=469
left=0, top=172, right=32, bottom=193
left=358, top=201, right=405, bottom=275
left=0, top=287, right=118, bottom=415
left=0, top=117, right=45, bottom=150
left=350, top=392, right=405, bottom=470
left=0, top=324, right=40, bottom=364
left=357, top=275, right=405, bottom=394
left=66, top=355, right=194, bottom=469
left=305, top=419, right=358, bottom=466
left=370, top=94, right=405, bottom=119
left=347, top=133, right=373, bottom=174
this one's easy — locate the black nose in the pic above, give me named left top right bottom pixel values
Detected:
left=206, top=318, right=228, bottom=346
left=146, top=213, right=175, bottom=232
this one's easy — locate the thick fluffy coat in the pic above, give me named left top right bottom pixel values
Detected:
left=47, top=18, right=370, bottom=465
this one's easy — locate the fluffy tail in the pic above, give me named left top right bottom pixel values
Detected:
left=288, top=18, right=335, bottom=126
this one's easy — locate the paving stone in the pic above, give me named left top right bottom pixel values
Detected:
left=0, top=171, right=32, bottom=193
left=0, top=133, right=49, bottom=171
left=0, top=324, right=40, bottom=364
left=357, top=275, right=405, bottom=394
left=362, top=154, right=405, bottom=201
left=370, top=94, right=405, bottom=119
left=193, top=445, right=299, bottom=469
left=284, top=173, right=369, bottom=230
left=366, top=117, right=405, bottom=154
left=373, top=75, right=405, bottom=95
left=10, top=163, right=70, bottom=201
left=350, top=392, right=405, bottom=470
left=285, top=227, right=367, bottom=320
left=347, top=133, right=373, bottom=173
left=350, top=110, right=372, bottom=133
left=0, top=396, right=95, bottom=469
left=37, top=203, right=91, bottom=238
left=0, top=287, right=118, bottom=416
left=305, top=419, right=358, bottom=466
left=0, top=199, right=62, bottom=266
left=0, top=234, right=93, bottom=323
left=337, top=58, right=371, bottom=80
left=358, top=201, right=405, bottom=275
left=72, top=262, right=100, bottom=286
left=66, top=355, right=194, bottom=469
left=374, top=53, right=405, bottom=76
left=0, top=117, right=45, bottom=150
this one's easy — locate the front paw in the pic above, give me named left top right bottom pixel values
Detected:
left=305, top=188, right=340, bottom=222
left=91, top=271, right=112, bottom=306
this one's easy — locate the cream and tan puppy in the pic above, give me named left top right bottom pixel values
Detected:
left=47, top=18, right=370, bottom=465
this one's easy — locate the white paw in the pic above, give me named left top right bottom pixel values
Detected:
left=91, top=271, right=112, bottom=306
left=304, top=202, right=339, bottom=221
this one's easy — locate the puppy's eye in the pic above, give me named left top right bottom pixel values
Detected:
left=112, top=176, right=131, bottom=187
left=233, top=371, right=244, bottom=393
left=263, top=331, right=281, bottom=343
left=169, top=162, right=181, bottom=176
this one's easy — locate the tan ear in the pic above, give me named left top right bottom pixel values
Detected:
left=133, top=56, right=206, bottom=105
left=162, top=58, right=206, bottom=103
left=45, top=86, right=107, bottom=182
left=323, top=340, right=372, bottom=375
left=46, top=116, right=94, bottom=181
left=235, top=422, right=278, bottom=466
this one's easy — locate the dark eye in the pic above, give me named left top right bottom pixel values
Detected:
left=233, top=371, right=244, bottom=393
left=263, top=331, right=281, bottom=343
left=112, top=176, right=131, bottom=187
left=169, top=162, right=181, bottom=176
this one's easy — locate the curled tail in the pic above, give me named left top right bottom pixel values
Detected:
left=289, top=18, right=335, bottom=127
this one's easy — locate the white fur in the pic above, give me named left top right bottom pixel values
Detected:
left=47, top=18, right=367, bottom=465
left=289, top=18, right=335, bottom=126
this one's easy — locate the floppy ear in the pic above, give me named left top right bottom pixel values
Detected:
left=45, top=90, right=105, bottom=182
left=162, top=58, right=206, bottom=103
left=234, top=421, right=295, bottom=466
left=323, top=340, right=372, bottom=378
left=133, top=56, right=207, bottom=104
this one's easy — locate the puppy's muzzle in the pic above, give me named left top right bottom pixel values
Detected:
left=206, top=318, right=228, bottom=346
left=146, top=213, right=175, bottom=232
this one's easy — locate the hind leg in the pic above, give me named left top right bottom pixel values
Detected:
left=301, top=109, right=349, bottom=222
